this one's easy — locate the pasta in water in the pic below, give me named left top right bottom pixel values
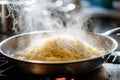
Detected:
left=14, top=36, right=106, bottom=62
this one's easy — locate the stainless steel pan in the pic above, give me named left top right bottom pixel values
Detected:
left=0, top=29, right=119, bottom=75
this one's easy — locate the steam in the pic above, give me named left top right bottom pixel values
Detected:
left=6, top=0, right=91, bottom=35
left=5, top=0, right=97, bottom=49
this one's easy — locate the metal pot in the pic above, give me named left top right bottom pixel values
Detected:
left=0, top=30, right=118, bottom=75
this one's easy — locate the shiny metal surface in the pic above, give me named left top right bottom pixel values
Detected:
left=0, top=31, right=117, bottom=75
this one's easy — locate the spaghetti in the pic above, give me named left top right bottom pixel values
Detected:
left=14, top=36, right=106, bottom=62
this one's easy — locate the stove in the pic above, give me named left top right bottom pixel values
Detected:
left=0, top=51, right=120, bottom=80
left=0, top=32, right=120, bottom=80
left=0, top=33, right=120, bottom=80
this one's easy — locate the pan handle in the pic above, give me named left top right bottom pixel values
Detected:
left=102, top=27, right=120, bottom=51
left=102, top=27, right=120, bottom=36
left=103, top=28, right=120, bottom=64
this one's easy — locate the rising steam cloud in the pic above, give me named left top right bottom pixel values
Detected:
left=6, top=0, right=91, bottom=34
left=6, top=0, right=108, bottom=59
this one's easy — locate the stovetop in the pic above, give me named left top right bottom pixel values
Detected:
left=0, top=15, right=120, bottom=80
left=0, top=51, right=120, bottom=80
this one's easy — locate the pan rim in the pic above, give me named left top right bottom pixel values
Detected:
left=0, top=31, right=118, bottom=64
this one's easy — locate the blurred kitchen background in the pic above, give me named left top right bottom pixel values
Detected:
left=80, top=0, right=120, bottom=33
left=0, top=0, right=120, bottom=50
left=0, top=1, right=120, bottom=80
